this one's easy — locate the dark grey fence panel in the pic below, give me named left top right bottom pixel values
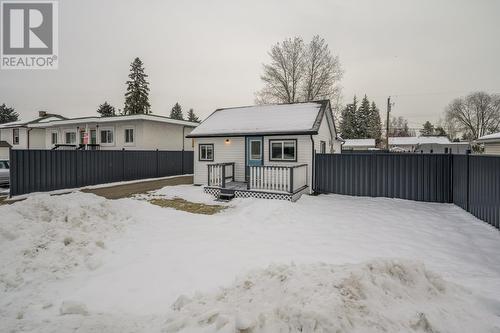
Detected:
left=314, top=153, right=453, bottom=203
left=467, top=156, right=500, bottom=229
left=9, top=149, right=194, bottom=196
left=452, top=155, right=468, bottom=211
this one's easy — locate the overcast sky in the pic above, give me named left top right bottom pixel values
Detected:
left=1, top=0, right=499, bottom=129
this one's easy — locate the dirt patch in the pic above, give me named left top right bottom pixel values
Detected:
left=148, top=198, right=226, bottom=215
left=82, top=175, right=193, bottom=200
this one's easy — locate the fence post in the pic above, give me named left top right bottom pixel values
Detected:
left=122, top=148, right=125, bottom=181
left=289, top=166, right=294, bottom=193
left=466, top=151, right=470, bottom=212
left=156, top=149, right=160, bottom=178
left=181, top=150, right=185, bottom=175
left=207, top=165, right=211, bottom=186
left=221, top=164, right=226, bottom=188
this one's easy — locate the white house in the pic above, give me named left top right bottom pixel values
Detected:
left=27, top=114, right=197, bottom=151
left=0, top=111, right=66, bottom=151
left=477, top=132, right=500, bottom=155
left=186, top=100, right=342, bottom=201
left=342, top=138, right=376, bottom=151
left=389, top=136, right=469, bottom=154
left=0, top=141, right=11, bottom=160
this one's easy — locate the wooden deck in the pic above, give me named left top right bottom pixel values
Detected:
left=224, top=181, right=248, bottom=191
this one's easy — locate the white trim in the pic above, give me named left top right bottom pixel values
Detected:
left=124, top=126, right=135, bottom=146
left=99, top=127, right=115, bottom=146
left=270, top=140, right=297, bottom=161
left=63, top=129, right=77, bottom=145
left=28, top=114, right=198, bottom=128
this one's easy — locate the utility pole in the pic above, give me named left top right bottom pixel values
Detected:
left=386, top=96, right=391, bottom=150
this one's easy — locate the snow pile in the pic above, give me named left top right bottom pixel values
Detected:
left=140, top=184, right=232, bottom=206
left=0, top=192, right=133, bottom=291
left=164, top=259, right=497, bottom=333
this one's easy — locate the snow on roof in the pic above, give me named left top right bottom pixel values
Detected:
left=0, top=120, right=27, bottom=128
left=29, top=114, right=198, bottom=128
left=187, top=101, right=327, bottom=137
left=477, top=132, right=500, bottom=142
left=342, top=139, right=376, bottom=147
left=389, top=136, right=450, bottom=146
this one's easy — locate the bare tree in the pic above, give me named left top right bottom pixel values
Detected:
left=256, top=37, right=305, bottom=104
left=256, top=36, right=342, bottom=104
left=302, top=35, right=343, bottom=102
left=445, top=92, right=500, bottom=140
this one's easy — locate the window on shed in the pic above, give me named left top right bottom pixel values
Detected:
left=270, top=140, right=296, bottom=161
left=199, top=144, right=214, bottom=161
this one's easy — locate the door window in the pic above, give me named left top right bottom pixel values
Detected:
left=250, top=140, right=261, bottom=160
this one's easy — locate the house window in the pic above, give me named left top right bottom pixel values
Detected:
left=199, top=144, right=214, bottom=161
left=270, top=140, right=297, bottom=161
left=51, top=132, right=58, bottom=145
left=13, top=128, right=19, bottom=145
left=125, top=128, right=134, bottom=144
left=80, top=130, right=86, bottom=144
left=90, top=130, right=97, bottom=144
left=250, top=140, right=262, bottom=160
left=100, top=129, right=114, bottom=144
left=320, top=141, right=326, bottom=154
left=65, top=132, right=76, bottom=144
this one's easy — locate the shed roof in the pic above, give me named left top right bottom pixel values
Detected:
left=186, top=100, right=330, bottom=138
left=0, top=140, right=12, bottom=148
left=477, top=132, right=500, bottom=143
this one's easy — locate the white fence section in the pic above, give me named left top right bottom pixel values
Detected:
left=292, top=164, right=308, bottom=192
left=249, top=164, right=308, bottom=193
left=208, top=163, right=234, bottom=187
left=250, top=165, right=291, bottom=192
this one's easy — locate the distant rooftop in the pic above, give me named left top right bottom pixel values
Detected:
left=477, top=132, right=500, bottom=142
left=389, top=136, right=451, bottom=146
left=343, top=138, right=376, bottom=147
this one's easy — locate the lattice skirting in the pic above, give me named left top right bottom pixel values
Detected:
left=204, top=187, right=221, bottom=197
left=204, top=186, right=308, bottom=202
left=234, top=190, right=292, bottom=201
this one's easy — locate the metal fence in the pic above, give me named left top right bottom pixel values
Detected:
left=315, top=153, right=500, bottom=229
left=9, top=149, right=193, bottom=196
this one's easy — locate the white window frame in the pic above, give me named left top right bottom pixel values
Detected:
left=124, top=127, right=135, bottom=146
left=100, top=127, right=115, bottom=146
left=249, top=139, right=262, bottom=160
left=199, top=143, right=214, bottom=161
left=51, top=131, right=58, bottom=145
left=269, top=139, right=297, bottom=162
left=63, top=130, right=77, bottom=145
left=12, top=128, right=20, bottom=145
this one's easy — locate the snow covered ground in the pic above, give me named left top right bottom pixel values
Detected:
left=1, top=186, right=500, bottom=332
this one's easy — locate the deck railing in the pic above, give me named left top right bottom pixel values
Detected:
left=249, top=164, right=308, bottom=193
left=207, top=162, right=235, bottom=188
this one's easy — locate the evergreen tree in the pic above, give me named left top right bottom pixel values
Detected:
left=170, top=102, right=184, bottom=120
left=356, top=95, right=371, bottom=138
left=0, top=103, right=19, bottom=124
left=124, top=58, right=150, bottom=115
left=435, top=126, right=447, bottom=136
left=187, top=108, right=200, bottom=123
left=339, top=96, right=358, bottom=138
left=368, top=101, right=382, bottom=144
left=420, top=121, right=435, bottom=136
left=97, top=101, right=116, bottom=117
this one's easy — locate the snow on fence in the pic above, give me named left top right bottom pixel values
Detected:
left=315, top=153, right=500, bottom=230
left=9, top=149, right=194, bottom=196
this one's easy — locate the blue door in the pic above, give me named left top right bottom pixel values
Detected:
left=246, top=136, right=263, bottom=180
